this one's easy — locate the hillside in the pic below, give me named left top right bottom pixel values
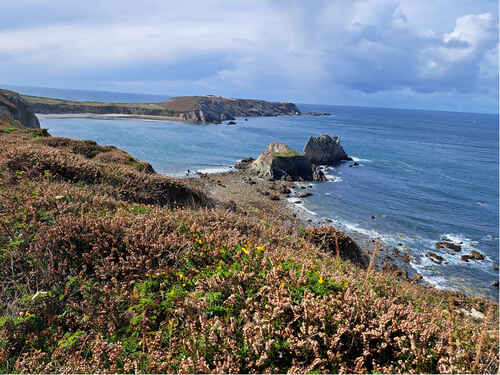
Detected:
left=0, top=89, right=40, bottom=129
left=0, top=90, right=498, bottom=373
left=22, top=94, right=300, bottom=124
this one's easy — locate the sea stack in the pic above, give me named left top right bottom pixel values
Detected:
left=303, top=134, right=351, bottom=165
left=249, top=142, right=314, bottom=181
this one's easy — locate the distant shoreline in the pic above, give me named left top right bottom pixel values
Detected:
left=36, top=113, right=193, bottom=123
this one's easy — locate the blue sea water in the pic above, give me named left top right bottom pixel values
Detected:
left=18, top=87, right=498, bottom=300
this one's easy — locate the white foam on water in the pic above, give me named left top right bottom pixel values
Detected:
left=325, top=174, right=343, bottom=183
left=351, top=156, right=372, bottom=162
left=420, top=274, right=450, bottom=290
left=195, top=166, right=234, bottom=174
left=287, top=196, right=319, bottom=217
left=440, top=233, right=479, bottom=251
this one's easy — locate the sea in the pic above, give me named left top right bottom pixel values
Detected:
left=11, top=86, right=499, bottom=300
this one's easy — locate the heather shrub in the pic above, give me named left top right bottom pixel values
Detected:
left=2, top=145, right=211, bottom=208
left=0, top=129, right=497, bottom=373
left=35, top=137, right=116, bottom=158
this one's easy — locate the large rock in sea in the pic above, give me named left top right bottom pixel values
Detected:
left=250, top=143, right=314, bottom=181
left=0, top=89, right=40, bottom=129
left=303, top=134, right=350, bottom=165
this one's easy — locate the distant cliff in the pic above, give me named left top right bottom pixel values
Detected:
left=23, top=95, right=301, bottom=124
left=0, top=89, right=40, bottom=128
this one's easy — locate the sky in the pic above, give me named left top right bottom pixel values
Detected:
left=0, top=0, right=498, bottom=113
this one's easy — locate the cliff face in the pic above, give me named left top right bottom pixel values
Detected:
left=0, top=89, right=40, bottom=128
left=23, top=95, right=301, bottom=124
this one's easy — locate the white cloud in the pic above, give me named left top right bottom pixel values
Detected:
left=0, top=0, right=497, bottom=112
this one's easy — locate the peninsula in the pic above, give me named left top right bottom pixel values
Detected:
left=22, top=94, right=301, bottom=124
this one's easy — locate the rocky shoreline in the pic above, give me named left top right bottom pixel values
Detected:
left=183, top=168, right=426, bottom=286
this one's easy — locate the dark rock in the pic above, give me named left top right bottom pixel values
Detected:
left=427, top=252, right=445, bottom=264
left=352, top=162, right=360, bottom=167
left=312, top=166, right=327, bottom=181
left=280, top=185, right=291, bottom=194
left=295, top=192, right=312, bottom=198
left=227, top=121, right=236, bottom=125
left=234, top=157, right=255, bottom=169
left=491, top=281, right=499, bottom=287
left=0, top=89, right=40, bottom=129
left=269, top=195, right=280, bottom=201
left=371, top=216, right=376, bottom=219
left=303, top=134, right=350, bottom=165
left=303, top=112, right=331, bottom=116
left=470, top=250, right=485, bottom=260
left=244, top=118, right=248, bottom=121
left=461, top=251, right=484, bottom=262
left=435, top=241, right=461, bottom=251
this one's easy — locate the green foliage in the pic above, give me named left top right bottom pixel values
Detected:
left=274, top=151, right=302, bottom=158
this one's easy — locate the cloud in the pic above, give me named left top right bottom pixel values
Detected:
left=0, top=0, right=497, bottom=112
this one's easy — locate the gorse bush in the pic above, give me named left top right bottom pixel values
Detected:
left=0, top=127, right=498, bottom=373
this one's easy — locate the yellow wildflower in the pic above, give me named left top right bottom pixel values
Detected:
left=182, top=283, right=186, bottom=287
left=241, top=247, right=248, bottom=255
left=318, top=277, right=324, bottom=284
left=198, top=239, right=203, bottom=245
left=256, top=246, right=264, bottom=251
left=25, top=311, right=30, bottom=316
left=178, top=273, right=183, bottom=280
left=280, top=281, right=285, bottom=288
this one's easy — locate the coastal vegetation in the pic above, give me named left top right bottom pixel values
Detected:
left=0, top=93, right=498, bottom=373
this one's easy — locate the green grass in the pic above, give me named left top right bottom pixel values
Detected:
left=274, top=151, right=302, bottom=158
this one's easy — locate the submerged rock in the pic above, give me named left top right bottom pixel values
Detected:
left=461, top=250, right=485, bottom=262
left=435, top=241, right=461, bottom=251
left=426, top=252, right=445, bottom=264
left=303, top=134, right=351, bottom=165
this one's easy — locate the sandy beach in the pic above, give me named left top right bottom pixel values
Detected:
left=36, top=113, right=191, bottom=122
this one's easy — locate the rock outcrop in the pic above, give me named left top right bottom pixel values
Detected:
left=250, top=143, right=314, bottom=181
left=0, top=89, right=40, bottom=128
left=303, top=134, right=350, bottom=165
left=249, top=135, right=350, bottom=182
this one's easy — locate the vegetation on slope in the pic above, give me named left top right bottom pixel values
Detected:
left=0, top=125, right=498, bottom=373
